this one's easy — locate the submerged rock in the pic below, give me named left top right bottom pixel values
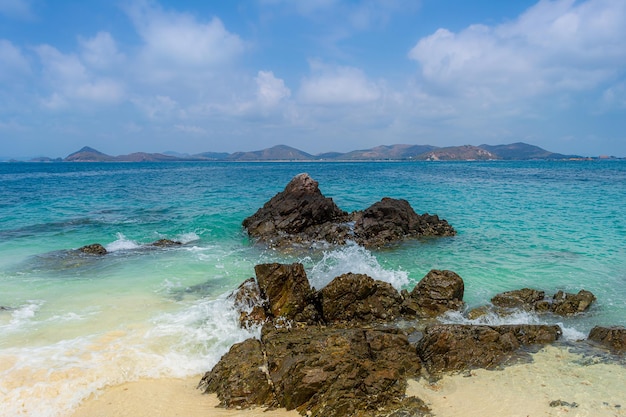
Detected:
left=588, top=326, right=626, bottom=352
left=77, top=243, right=107, bottom=255
left=484, top=288, right=596, bottom=317
left=416, top=324, right=562, bottom=374
left=243, top=173, right=455, bottom=249
left=149, top=239, right=182, bottom=247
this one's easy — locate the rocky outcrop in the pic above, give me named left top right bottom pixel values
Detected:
left=78, top=243, right=107, bottom=255
left=588, top=326, right=626, bottom=352
left=401, top=270, right=464, bottom=318
left=149, top=239, right=182, bottom=247
left=320, top=273, right=403, bottom=323
left=479, top=288, right=597, bottom=317
left=242, top=173, right=455, bottom=249
left=416, top=324, right=562, bottom=374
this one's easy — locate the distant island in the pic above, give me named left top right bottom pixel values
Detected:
left=20, top=142, right=621, bottom=163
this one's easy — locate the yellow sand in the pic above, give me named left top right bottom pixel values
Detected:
left=69, top=376, right=299, bottom=417
left=69, top=346, right=626, bottom=417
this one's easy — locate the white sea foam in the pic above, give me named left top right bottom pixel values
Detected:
left=440, top=310, right=588, bottom=342
left=105, top=233, right=140, bottom=252
left=0, top=300, right=44, bottom=333
left=0, top=295, right=255, bottom=417
left=304, top=242, right=409, bottom=290
left=176, top=232, right=200, bottom=244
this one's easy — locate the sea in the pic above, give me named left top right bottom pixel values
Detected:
left=1, top=160, right=625, bottom=417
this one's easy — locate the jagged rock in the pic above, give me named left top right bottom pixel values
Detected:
left=150, top=239, right=182, bottom=247
left=416, top=324, right=562, bottom=374
left=551, top=290, right=596, bottom=316
left=78, top=243, right=107, bottom=255
left=588, top=326, right=626, bottom=352
left=320, top=273, right=403, bottom=323
left=254, top=263, right=319, bottom=324
left=242, top=173, right=455, bottom=249
left=242, top=173, right=350, bottom=247
left=402, top=270, right=464, bottom=317
left=491, top=288, right=545, bottom=309
left=198, top=338, right=275, bottom=408
left=353, top=198, right=455, bottom=248
left=229, top=277, right=268, bottom=328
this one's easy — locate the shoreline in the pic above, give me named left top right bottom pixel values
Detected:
left=68, top=346, right=626, bottom=417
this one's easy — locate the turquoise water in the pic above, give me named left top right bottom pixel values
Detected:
left=1, top=161, right=625, bottom=416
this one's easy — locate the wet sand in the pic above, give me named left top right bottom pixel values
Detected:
left=70, top=346, right=625, bottom=417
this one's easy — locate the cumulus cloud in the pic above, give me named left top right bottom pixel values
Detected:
left=126, top=0, right=245, bottom=79
left=256, top=71, right=290, bottom=107
left=0, top=39, right=30, bottom=80
left=79, top=32, right=125, bottom=70
left=0, top=0, right=33, bottom=19
left=36, top=44, right=125, bottom=106
left=298, top=63, right=381, bottom=105
left=408, top=0, right=626, bottom=102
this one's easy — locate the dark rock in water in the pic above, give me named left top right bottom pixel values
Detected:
left=229, top=277, right=268, bottom=328
left=198, top=338, right=275, bottom=408
left=150, top=239, right=182, bottom=247
left=200, top=324, right=428, bottom=417
left=243, top=173, right=350, bottom=247
left=242, top=173, right=455, bottom=249
left=320, top=273, right=403, bottom=323
left=588, top=326, right=626, bottom=352
left=353, top=198, right=455, bottom=248
left=78, top=243, right=107, bottom=255
left=491, top=288, right=545, bottom=309
left=402, top=270, right=464, bottom=318
left=486, top=288, right=596, bottom=317
left=416, top=324, right=562, bottom=374
left=549, top=400, right=579, bottom=408
left=551, top=290, right=596, bottom=316
left=254, top=263, right=319, bottom=324
left=0, top=306, right=13, bottom=311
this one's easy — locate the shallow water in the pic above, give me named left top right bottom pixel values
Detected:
left=1, top=161, right=625, bottom=416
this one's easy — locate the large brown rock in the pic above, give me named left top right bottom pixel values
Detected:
left=402, top=270, right=464, bottom=317
left=320, top=273, right=403, bottom=324
left=254, top=263, right=318, bottom=323
left=242, top=174, right=455, bottom=249
left=416, top=324, right=562, bottom=374
left=197, top=338, right=275, bottom=408
left=588, top=326, right=626, bottom=352
left=78, top=243, right=107, bottom=255
left=488, top=288, right=596, bottom=317
left=353, top=198, right=455, bottom=248
left=242, top=173, right=350, bottom=247
left=229, top=277, right=268, bottom=328
left=491, top=288, right=546, bottom=309
left=551, top=290, right=596, bottom=316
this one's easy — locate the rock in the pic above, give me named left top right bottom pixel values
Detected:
left=242, top=174, right=454, bottom=249
left=416, top=324, right=562, bottom=374
left=150, top=239, right=182, bottom=247
left=229, top=277, right=268, bottom=328
left=588, top=326, right=626, bottom=352
left=402, top=270, right=464, bottom=317
left=254, top=263, right=318, bottom=324
left=551, top=290, right=596, bottom=316
left=320, top=273, right=403, bottom=324
left=78, top=243, right=107, bottom=255
left=198, top=338, right=275, bottom=408
left=262, top=325, right=425, bottom=417
left=242, top=173, right=350, bottom=247
left=549, top=400, right=579, bottom=408
left=353, top=198, right=455, bottom=248
left=491, top=288, right=545, bottom=309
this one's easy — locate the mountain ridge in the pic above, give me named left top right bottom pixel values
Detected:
left=22, top=142, right=598, bottom=162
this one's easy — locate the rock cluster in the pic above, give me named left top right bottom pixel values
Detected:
left=467, top=287, right=597, bottom=318
left=200, top=264, right=566, bottom=416
left=588, top=326, right=626, bottom=352
left=77, top=239, right=181, bottom=255
left=242, top=173, right=455, bottom=249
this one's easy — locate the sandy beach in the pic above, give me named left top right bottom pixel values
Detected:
left=68, top=346, right=625, bottom=417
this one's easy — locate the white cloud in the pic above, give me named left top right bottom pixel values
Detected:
left=36, top=44, right=125, bottom=106
left=408, top=0, right=626, bottom=103
left=0, top=0, right=33, bottom=19
left=131, top=95, right=181, bottom=119
left=175, top=124, right=206, bottom=134
left=79, top=32, right=124, bottom=70
left=126, top=0, right=245, bottom=78
left=256, top=71, right=290, bottom=107
left=298, top=63, right=381, bottom=105
left=0, top=39, right=30, bottom=80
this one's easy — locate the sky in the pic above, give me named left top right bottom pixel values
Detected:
left=1, top=0, right=625, bottom=159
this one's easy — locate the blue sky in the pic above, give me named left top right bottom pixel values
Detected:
left=1, top=0, right=625, bottom=158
